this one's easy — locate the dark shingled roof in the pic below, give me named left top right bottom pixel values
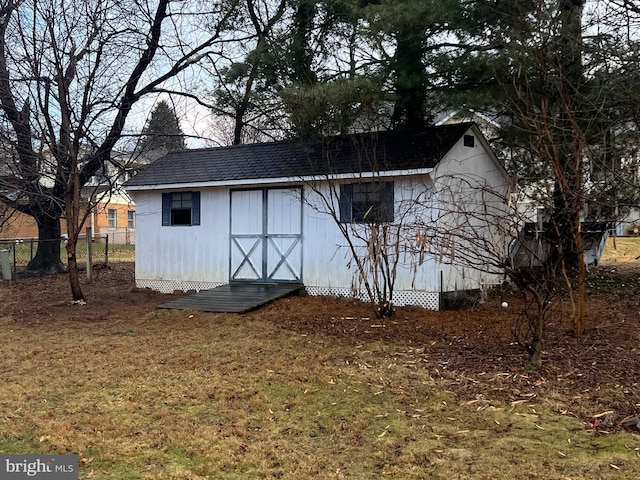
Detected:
left=125, top=124, right=474, bottom=188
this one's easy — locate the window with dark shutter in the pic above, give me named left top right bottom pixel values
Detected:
left=191, top=192, right=200, bottom=225
left=127, top=210, right=135, bottom=230
left=161, top=191, right=201, bottom=226
left=339, top=181, right=394, bottom=223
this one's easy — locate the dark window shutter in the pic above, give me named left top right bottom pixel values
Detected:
left=339, top=184, right=352, bottom=223
left=380, top=182, right=394, bottom=222
left=162, top=193, right=171, bottom=226
left=191, top=191, right=201, bottom=225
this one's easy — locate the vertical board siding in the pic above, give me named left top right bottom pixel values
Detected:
left=230, top=187, right=303, bottom=282
left=134, top=177, right=464, bottom=294
left=433, top=140, right=509, bottom=292
left=301, top=179, right=441, bottom=293
left=230, top=189, right=264, bottom=281
left=134, top=189, right=230, bottom=284
left=267, top=189, right=302, bottom=235
left=231, top=237, right=263, bottom=280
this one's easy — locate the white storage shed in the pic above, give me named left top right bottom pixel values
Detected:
left=125, top=124, right=511, bottom=310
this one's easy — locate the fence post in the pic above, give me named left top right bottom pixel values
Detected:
left=105, top=234, right=109, bottom=265
left=86, top=227, right=93, bottom=281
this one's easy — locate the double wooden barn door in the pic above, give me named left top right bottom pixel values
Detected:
left=230, top=188, right=303, bottom=283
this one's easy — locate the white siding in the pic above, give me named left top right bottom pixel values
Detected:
left=230, top=190, right=263, bottom=281
left=268, top=188, right=302, bottom=235
left=133, top=188, right=230, bottom=289
left=301, top=187, right=351, bottom=289
left=301, top=177, right=441, bottom=295
left=266, top=188, right=302, bottom=281
left=431, top=133, right=511, bottom=292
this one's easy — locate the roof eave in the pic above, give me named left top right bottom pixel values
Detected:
left=124, top=167, right=435, bottom=192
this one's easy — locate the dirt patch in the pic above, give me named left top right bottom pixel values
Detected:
left=1, top=256, right=639, bottom=434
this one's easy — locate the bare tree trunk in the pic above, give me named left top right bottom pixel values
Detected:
left=66, top=237, right=85, bottom=302
left=1, top=0, right=238, bottom=300
left=65, top=164, right=86, bottom=302
left=513, top=269, right=554, bottom=367
left=573, top=213, right=587, bottom=336
left=530, top=309, right=545, bottom=367
left=24, top=214, right=66, bottom=275
left=558, top=0, right=587, bottom=334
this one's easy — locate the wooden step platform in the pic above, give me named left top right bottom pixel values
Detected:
left=158, top=283, right=304, bottom=313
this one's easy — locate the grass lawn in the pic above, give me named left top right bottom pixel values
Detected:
left=3, top=309, right=639, bottom=479
left=0, top=239, right=639, bottom=479
left=106, top=243, right=135, bottom=262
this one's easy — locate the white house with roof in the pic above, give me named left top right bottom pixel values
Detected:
left=124, top=124, right=512, bottom=310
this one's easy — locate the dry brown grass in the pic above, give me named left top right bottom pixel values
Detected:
left=0, top=239, right=639, bottom=479
left=600, top=236, right=640, bottom=267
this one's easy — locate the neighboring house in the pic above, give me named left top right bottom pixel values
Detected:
left=435, top=108, right=502, bottom=141
left=83, top=185, right=136, bottom=245
left=0, top=174, right=34, bottom=239
left=1, top=184, right=133, bottom=244
left=83, top=158, right=137, bottom=245
left=125, top=124, right=511, bottom=310
left=620, top=206, right=640, bottom=235
left=0, top=204, right=40, bottom=239
left=0, top=201, right=71, bottom=250
left=511, top=221, right=613, bottom=269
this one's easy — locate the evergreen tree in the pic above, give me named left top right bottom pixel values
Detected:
left=279, top=0, right=458, bottom=136
left=137, top=100, right=186, bottom=160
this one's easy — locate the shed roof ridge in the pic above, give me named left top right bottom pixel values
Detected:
left=125, top=124, right=478, bottom=188
left=165, top=123, right=476, bottom=156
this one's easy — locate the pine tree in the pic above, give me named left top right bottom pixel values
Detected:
left=137, top=100, right=186, bottom=160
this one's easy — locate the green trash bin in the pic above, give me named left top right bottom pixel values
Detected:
left=0, top=249, right=11, bottom=280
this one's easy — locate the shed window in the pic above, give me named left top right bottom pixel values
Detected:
left=162, top=192, right=201, bottom=226
left=339, top=182, right=394, bottom=223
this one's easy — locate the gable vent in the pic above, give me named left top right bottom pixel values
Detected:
left=463, top=135, right=475, bottom=147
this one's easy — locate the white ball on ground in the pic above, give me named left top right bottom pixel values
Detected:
left=501, top=301, right=509, bottom=308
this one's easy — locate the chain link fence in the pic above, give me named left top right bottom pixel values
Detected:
left=0, top=235, right=109, bottom=279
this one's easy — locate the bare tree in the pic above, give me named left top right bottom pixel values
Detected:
left=465, top=0, right=640, bottom=337
left=304, top=131, right=574, bottom=364
left=0, top=0, right=238, bottom=301
left=300, top=130, right=516, bottom=320
left=304, top=176, right=405, bottom=318
left=421, top=169, right=571, bottom=365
